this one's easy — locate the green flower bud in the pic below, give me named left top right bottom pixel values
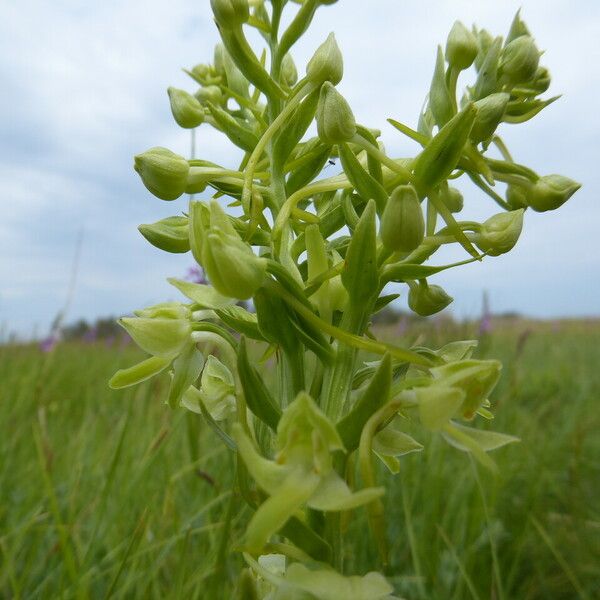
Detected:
left=191, top=63, right=211, bottom=81
left=167, top=87, right=205, bottom=129
left=408, top=281, right=453, bottom=316
left=210, top=0, right=249, bottom=29
left=499, top=36, right=540, bottom=85
left=213, top=43, right=226, bottom=76
left=506, top=184, right=528, bottom=209
left=470, top=93, right=509, bottom=143
left=413, top=103, right=477, bottom=196
left=380, top=185, right=425, bottom=253
left=194, top=85, right=223, bottom=105
left=475, top=209, right=524, bottom=256
left=134, top=147, right=190, bottom=201
left=474, top=27, right=494, bottom=71
left=525, top=174, right=581, bottom=212
left=306, top=33, right=343, bottom=85
left=118, top=317, right=191, bottom=358
left=138, top=216, right=190, bottom=253
left=445, top=21, right=478, bottom=70
left=203, top=231, right=266, bottom=299
left=430, top=359, right=502, bottom=419
left=440, top=185, right=464, bottom=213
left=316, top=82, right=356, bottom=145
left=281, top=53, right=298, bottom=87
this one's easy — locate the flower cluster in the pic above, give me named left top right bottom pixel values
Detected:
left=112, top=2, right=579, bottom=596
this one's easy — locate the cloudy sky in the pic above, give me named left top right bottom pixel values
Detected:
left=1, top=0, right=598, bottom=337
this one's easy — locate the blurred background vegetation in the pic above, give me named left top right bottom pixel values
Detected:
left=1, top=316, right=598, bottom=598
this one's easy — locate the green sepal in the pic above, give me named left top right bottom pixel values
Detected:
left=373, top=416, right=423, bottom=473
left=237, top=336, right=282, bottom=431
left=109, top=355, right=171, bottom=389
left=189, top=199, right=210, bottom=265
left=168, top=278, right=235, bottom=309
left=417, top=386, right=465, bottom=431
left=337, top=353, right=392, bottom=452
left=442, top=421, right=519, bottom=471
left=412, top=103, right=477, bottom=197
left=503, top=96, right=560, bottom=124
left=206, top=102, right=259, bottom=152
left=431, top=359, right=502, bottom=419
left=138, top=216, right=190, bottom=254
left=118, top=317, right=191, bottom=358
left=338, top=143, right=388, bottom=213
left=215, top=305, right=265, bottom=341
left=429, top=46, right=454, bottom=127
left=168, top=343, right=204, bottom=409
left=341, top=199, right=378, bottom=304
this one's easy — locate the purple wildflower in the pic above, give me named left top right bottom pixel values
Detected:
left=479, top=291, right=493, bottom=336
left=185, top=266, right=207, bottom=284
left=40, top=331, right=60, bottom=353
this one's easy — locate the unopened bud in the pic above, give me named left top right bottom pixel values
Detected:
left=525, top=174, right=581, bottom=212
left=138, top=216, right=190, bottom=254
left=470, top=93, right=509, bottom=143
left=316, top=82, right=356, bottom=145
left=167, top=87, right=205, bottom=129
left=530, top=66, right=551, bottom=94
left=281, top=53, right=298, bottom=87
left=306, top=33, right=343, bottom=85
left=408, top=281, right=453, bottom=316
left=380, top=185, right=425, bottom=253
left=210, top=0, right=249, bottom=29
left=506, top=184, right=528, bottom=209
left=440, top=185, right=464, bottom=213
left=475, top=209, right=524, bottom=256
left=445, top=21, right=478, bottom=70
left=195, top=85, right=223, bottom=105
left=134, top=147, right=190, bottom=201
left=499, top=35, right=540, bottom=85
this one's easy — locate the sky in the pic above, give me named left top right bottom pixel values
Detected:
left=1, top=0, right=598, bottom=338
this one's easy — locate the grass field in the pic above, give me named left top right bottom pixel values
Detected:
left=1, top=321, right=599, bottom=599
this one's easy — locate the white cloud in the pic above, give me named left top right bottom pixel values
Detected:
left=1, top=0, right=598, bottom=336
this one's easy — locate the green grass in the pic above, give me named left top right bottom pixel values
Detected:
left=1, top=322, right=599, bottom=598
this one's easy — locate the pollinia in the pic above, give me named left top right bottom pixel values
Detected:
left=111, top=2, right=579, bottom=596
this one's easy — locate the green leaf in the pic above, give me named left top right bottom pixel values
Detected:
left=237, top=337, right=282, bottom=431
left=338, top=143, right=388, bottom=213
left=341, top=199, right=378, bottom=304
left=109, top=355, right=171, bottom=389
left=337, top=353, right=392, bottom=452
left=206, top=101, right=260, bottom=152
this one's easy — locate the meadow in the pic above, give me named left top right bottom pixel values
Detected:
left=1, top=320, right=599, bottom=599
